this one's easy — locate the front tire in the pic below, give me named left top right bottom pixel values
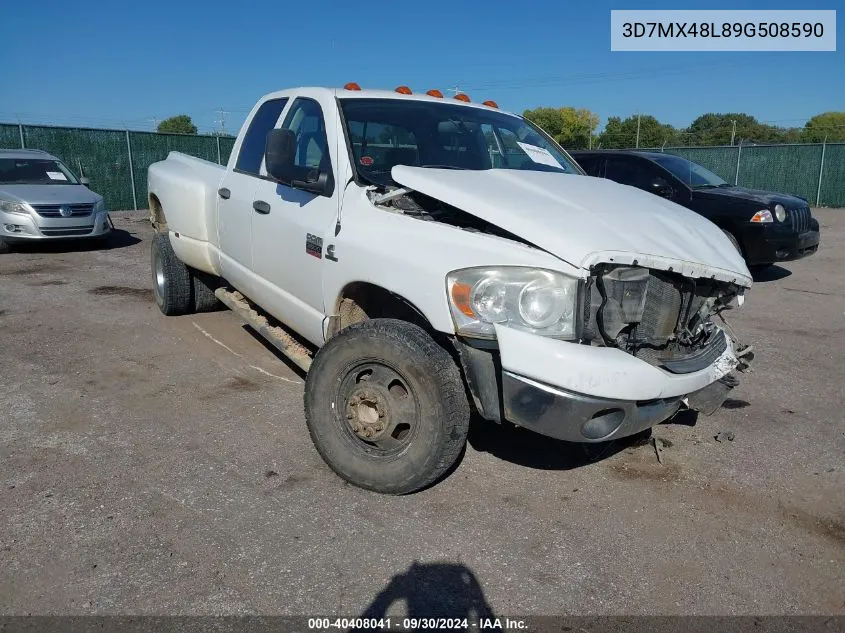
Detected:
left=151, top=232, right=192, bottom=316
left=304, top=319, right=470, bottom=494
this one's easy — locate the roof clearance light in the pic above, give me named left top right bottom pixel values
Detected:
left=482, top=100, right=498, bottom=109
left=426, top=89, right=444, bottom=98
left=395, top=85, right=413, bottom=95
left=344, top=82, right=362, bottom=91
left=454, top=93, right=471, bottom=103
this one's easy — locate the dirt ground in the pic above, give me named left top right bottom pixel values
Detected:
left=0, top=210, right=842, bottom=617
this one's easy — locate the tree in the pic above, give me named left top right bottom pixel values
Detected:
left=596, top=115, right=679, bottom=149
left=803, top=112, right=845, bottom=143
left=522, top=107, right=599, bottom=150
left=684, top=113, right=791, bottom=146
left=157, top=115, right=198, bottom=135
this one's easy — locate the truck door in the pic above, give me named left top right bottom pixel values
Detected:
left=218, top=97, right=289, bottom=286
left=250, top=97, right=339, bottom=345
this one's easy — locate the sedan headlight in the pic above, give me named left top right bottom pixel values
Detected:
left=0, top=199, right=30, bottom=215
left=750, top=209, right=773, bottom=223
left=773, top=203, right=786, bottom=222
left=447, top=267, right=580, bottom=339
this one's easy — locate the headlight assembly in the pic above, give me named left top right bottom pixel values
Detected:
left=773, top=203, right=786, bottom=222
left=0, top=199, right=30, bottom=215
left=750, top=209, right=773, bottom=223
left=93, top=199, right=106, bottom=213
left=447, top=267, right=580, bottom=339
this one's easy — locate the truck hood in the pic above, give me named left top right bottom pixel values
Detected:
left=0, top=184, right=102, bottom=206
left=391, top=166, right=752, bottom=286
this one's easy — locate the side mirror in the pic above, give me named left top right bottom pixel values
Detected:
left=650, top=177, right=674, bottom=199
left=265, top=129, right=334, bottom=197
left=79, top=176, right=90, bottom=186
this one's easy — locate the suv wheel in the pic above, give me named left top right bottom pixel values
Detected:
left=305, top=319, right=470, bottom=494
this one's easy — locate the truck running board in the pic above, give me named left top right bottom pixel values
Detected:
left=214, top=288, right=313, bottom=372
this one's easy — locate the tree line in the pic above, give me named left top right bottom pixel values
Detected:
left=521, top=108, right=845, bottom=149
left=156, top=109, right=845, bottom=149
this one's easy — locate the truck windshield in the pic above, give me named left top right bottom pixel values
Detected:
left=339, top=98, right=582, bottom=186
left=0, top=158, right=79, bottom=185
left=652, top=154, right=729, bottom=189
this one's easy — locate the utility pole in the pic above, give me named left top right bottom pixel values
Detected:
left=215, top=108, right=230, bottom=136
left=635, top=113, right=641, bottom=148
left=730, top=120, right=736, bottom=146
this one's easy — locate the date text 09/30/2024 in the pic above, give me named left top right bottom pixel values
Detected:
left=307, top=617, right=528, bottom=630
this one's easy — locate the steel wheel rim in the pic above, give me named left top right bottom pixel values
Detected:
left=335, top=360, right=420, bottom=457
left=152, top=243, right=166, bottom=304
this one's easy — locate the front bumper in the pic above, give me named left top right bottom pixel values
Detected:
left=456, top=324, right=747, bottom=444
left=742, top=221, right=820, bottom=266
left=0, top=209, right=111, bottom=241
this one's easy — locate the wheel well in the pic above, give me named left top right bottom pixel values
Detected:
left=331, top=283, right=433, bottom=337
left=149, top=194, right=167, bottom=232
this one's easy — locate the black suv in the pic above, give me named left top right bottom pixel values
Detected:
left=571, top=150, right=820, bottom=270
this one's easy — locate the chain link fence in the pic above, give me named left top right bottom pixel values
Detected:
left=1, top=123, right=843, bottom=208
left=0, top=123, right=236, bottom=210
left=643, top=143, right=844, bottom=207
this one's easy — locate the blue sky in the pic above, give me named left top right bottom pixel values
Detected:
left=3, top=0, right=842, bottom=134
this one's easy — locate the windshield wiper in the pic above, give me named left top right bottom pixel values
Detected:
left=420, top=165, right=469, bottom=170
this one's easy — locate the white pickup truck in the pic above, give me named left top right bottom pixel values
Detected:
left=147, top=85, right=753, bottom=494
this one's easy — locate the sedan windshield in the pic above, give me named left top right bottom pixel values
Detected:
left=0, top=158, right=79, bottom=185
left=339, top=98, right=582, bottom=186
left=652, top=154, right=728, bottom=189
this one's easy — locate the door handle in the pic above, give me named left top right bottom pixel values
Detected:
left=253, top=200, right=271, bottom=215
left=218, top=188, right=231, bottom=199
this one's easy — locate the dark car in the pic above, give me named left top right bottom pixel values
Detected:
left=571, top=150, right=820, bottom=271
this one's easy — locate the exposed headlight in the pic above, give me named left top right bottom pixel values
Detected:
left=0, top=199, right=30, bottom=215
left=773, top=204, right=786, bottom=222
left=750, top=209, right=773, bottom=223
left=447, top=267, right=580, bottom=339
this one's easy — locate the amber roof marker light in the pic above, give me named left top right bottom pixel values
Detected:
left=395, top=85, right=413, bottom=94
left=425, top=89, right=444, bottom=98
left=343, top=82, right=362, bottom=91
left=482, top=100, right=498, bottom=108
left=453, top=93, right=471, bottom=102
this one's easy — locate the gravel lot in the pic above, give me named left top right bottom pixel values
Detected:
left=1, top=210, right=843, bottom=617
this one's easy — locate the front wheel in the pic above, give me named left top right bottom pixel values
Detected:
left=304, top=319, right=470, bottom=494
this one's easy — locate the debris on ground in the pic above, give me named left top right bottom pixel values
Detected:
left=715, top=431, right=736, bottom=443
left=651, top=436, right=669, bottom=463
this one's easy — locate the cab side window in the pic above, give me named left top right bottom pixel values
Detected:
left=236, top=98, right=288, bottom=176
left=575, top=154, right=600, bottom=176
left=604, top=156, right=652, bottom=189
left=280, top=99, right=330, bottom=171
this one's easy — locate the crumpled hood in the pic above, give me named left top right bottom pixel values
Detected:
left=391, top=166, right=752, bottom=286
left=0, top=184, right=102, bottom=206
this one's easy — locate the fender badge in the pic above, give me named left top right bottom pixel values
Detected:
left=305, top=233, right=323, bottom=259
left=326, top=244, right=338, bottom=262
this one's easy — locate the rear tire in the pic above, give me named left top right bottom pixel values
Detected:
left=151, top=232, right=192, bottom=316
left=304, top=319, right=470, bottom=494
left=191, top=269, right=221, bottom=313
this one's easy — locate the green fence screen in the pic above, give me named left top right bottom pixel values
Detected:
left=1, top=122, right=843, bottom=208
left=0, top=123, right=235, bottom=210
left=644, top=143, right=844, bottom=207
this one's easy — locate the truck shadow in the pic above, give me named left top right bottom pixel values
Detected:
left=350, top=562, right=499, bottom=632
left=466, top=413, right=692, bottom=471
